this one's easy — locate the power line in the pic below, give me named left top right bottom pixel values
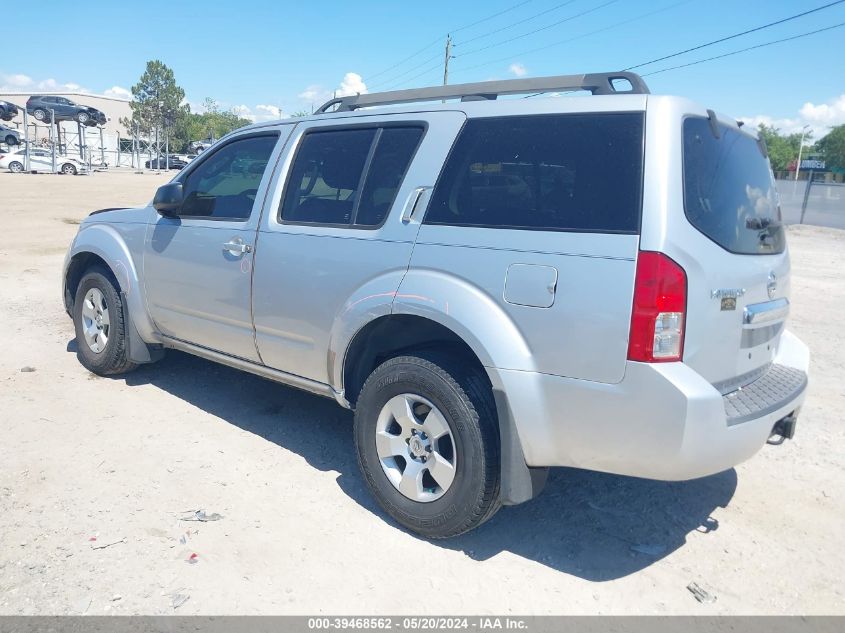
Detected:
left=456, top=0, right=619, bottom=57
left=625, top=0, right=845, bottom=70
left=451, top=0, right=534, bottom=34
left=642, top=21, right=845, bottom=77
left=458, top=0, right=578, bottom=47
left=370, top=51, right=444, bottom=90
left=452, top=0, right=690, bottom=76
left=365, top=37, right=444, bottom=82
left=364, top=0, right=534, bottom=84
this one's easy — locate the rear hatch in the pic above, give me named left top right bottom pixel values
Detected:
left=677, top=115, right=789, bottom=390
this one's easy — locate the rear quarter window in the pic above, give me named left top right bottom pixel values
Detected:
left=424, top=113, right=644, bottom=233
left=683, top=117, right=785, bottom=255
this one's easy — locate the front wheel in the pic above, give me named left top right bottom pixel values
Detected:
left=8, top=161, right=23, bottom=173
left=77, top=111, right=89, bottom=124
left=61, top=163, right=77, bottom=175
left=354, top=353, right=501, bottom=538
left=4, top=135, right=18, bottom=146
left=73, top=267, right=137, bottom=376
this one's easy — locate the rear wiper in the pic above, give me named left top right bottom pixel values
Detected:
left=746, top=217, right=781, bottom=231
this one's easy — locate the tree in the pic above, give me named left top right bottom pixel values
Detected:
left=121, top=60, right=188, bottom=150
left=171, top=98, right=252, bottom=151
left=757, top=124, right=810, bottom=172
left=816, top=125, right=845, bottom=170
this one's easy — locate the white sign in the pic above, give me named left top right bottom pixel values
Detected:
left=801, top=159, right=826, bottom=169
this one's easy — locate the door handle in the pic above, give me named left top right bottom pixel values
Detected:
left=222, top=239, right=252, bottom=255
left=401, top=186, right=430, bottom=224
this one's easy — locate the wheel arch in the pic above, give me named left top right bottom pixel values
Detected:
left=64, top=224, right=158, bottom=344
left=342, top=313, right=547, bottom=506
left=341, top=314, right=488, bottom=408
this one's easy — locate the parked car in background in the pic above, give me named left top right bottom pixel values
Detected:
left=0, top=100, right=19, bottom=121
left=0, top=124, right=20, bottom=146
left=145, top=155, right=189, bottom=170
left=61, top=72, right=809, bottom=538
left=0, top=148, right=86, bottom=174
left=188, top=137, right=215, bottom=154
left=26, top=96, right=107, bottom=126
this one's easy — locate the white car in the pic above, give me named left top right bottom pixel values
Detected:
left=0, top=148, right=87, bottom=174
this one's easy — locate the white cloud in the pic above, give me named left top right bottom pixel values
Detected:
left=296, top=72, right=366, bottom=108
left=225, top=103, right=286, bottom=123
left=0, top=72, right=129, bottom=98
left=231, top=104, right=255, bottom=121
left=800, top=94, right=845, bottom=129
left=741, top=94, right=845, bottom=138
left=255, top=104, right=282, bottom=119
left=508, top=63, right=527, bottom=77
left=298, top=85, right=330, bottom=103
left=1, top=73, right=33, bottom=88
left=336, top=72, right=367, bottom=97
left=103, top=85, right=131, bottom=100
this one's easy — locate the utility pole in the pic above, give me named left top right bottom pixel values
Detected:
left=443, top=34, right=453, bottom=86
left=794, top=124, right=810, bottom=181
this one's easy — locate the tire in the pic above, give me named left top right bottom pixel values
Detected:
left=4, top=135, right=17, bottom=146
left=8, top=161, right=23, bottom=173
left=73, top=267, right=137, bottom=376
left=61, top=163, right=77, bottom=175
left=354, top=352, right=501, bottom=538
left=33, top=108, right=48, bottom=122
left=76, top=111, right=89, bottom=124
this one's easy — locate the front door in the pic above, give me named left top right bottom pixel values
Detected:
left=143, top=130, right=287, bottom=361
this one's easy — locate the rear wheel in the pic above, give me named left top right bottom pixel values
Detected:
left=4, top=134, right=17, bottom=146
left=8, top=161, right=23, bottom=173
left=354, top=353, right=501, bottom=538
left=73, top=267, right=137, bottom=376
left=33, top=108, right=48, bottom=122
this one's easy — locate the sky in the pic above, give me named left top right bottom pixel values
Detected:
left=2, top=0, right=845, bottom=137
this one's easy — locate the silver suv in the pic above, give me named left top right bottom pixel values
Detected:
left=62, top=72, right=809, bottom=538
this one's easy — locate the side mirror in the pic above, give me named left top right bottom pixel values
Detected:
left=153, top=183, right=183, bottom=217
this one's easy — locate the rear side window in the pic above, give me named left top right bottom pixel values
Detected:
left=281, top=126, right=424, bottom=227
left=683, top=117, right=785, bottom=255
left=425, top=113, right=644, bottom=233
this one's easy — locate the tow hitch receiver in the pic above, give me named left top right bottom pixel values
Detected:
left=767, top=414, right=798, bottom=446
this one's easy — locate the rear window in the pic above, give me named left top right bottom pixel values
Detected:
left=683, top=117, right=785, bottom=255
left=424, top=113, right=644, bottom=233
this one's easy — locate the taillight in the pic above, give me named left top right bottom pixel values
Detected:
left=627, top=251, right=687, bottom=363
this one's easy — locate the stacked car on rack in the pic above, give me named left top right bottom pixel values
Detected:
left=25, top=95, right=107, bottom=126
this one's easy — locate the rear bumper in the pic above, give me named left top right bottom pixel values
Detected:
left=488, top=329, right=809, bottom=480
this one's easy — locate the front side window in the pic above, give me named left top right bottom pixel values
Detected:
left=179, top=134, right=278, bottom=221
left=425, top=113, right=644, bottom=233
left=683, top=118, right=785, bottom=255
left=281, top=126, right=423, bottom=227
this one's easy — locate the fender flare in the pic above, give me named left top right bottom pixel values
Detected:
left=65, top=223, right=159, bottom=345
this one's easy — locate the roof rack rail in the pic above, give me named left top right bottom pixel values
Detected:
left=316, top=71, right=648, bottom=113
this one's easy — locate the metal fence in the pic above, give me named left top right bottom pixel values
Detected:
left=778, top=178, right=845, bottom=230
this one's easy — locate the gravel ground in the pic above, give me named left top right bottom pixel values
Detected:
left=0, top=171, right=843, bottom=615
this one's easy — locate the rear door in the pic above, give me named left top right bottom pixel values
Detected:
left=643, top=102, right=789, bottom=389
left=401, top=110, right=646, bottom=384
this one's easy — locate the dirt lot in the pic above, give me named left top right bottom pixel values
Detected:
left=0, top=170, right=843, bottom=615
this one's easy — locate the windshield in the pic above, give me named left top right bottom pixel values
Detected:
left=683, top=117, right=785, bottom=255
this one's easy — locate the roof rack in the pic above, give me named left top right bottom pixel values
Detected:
left=316, top=71, right=649, bottom=113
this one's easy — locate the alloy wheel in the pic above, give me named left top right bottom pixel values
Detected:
left=375, top=393, right=457, bottom=502
left=81, top=287, right=110, bottom=353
